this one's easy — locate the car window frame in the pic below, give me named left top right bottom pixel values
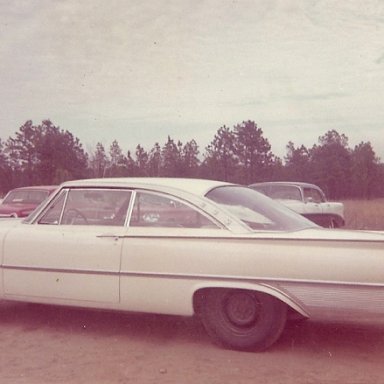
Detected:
left=33, top=188, right=134, bottom=227
left=29, top=187, right=223, bottom=230
left=303, top=187, right=326, bottom=203
left=265, top=185, right=302, bottom=201
left=127, top=189, right=222, bottom=229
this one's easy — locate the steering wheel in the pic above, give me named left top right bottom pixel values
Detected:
left=63, top=208, right=89, bottom=225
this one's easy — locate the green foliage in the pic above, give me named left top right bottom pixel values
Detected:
left=182, top=139, right=200, bottom=178
left=36, top=120, right=88, bottom=184
left=233, top=120, right=274, bottom=184
left=0, top=139, right=12, bottom=195
left=309, top=130, right=352, bottom=199
left=350, top=142, right=381, bottom=199
left=285, top=131, right=382, bottom=199
left=89, top=142, right=108, bottom=178
left=284, top=142, right=311, bottom=181
left=4, top=120, right=88, bottom=187
left=1, top=120, right=383, bottom=199
left=202, top=125, right=237, bottom=181
left=202, top=122, right=275, bottom=184
left=161, top=136, right=183, bottom=177
left=135, top=145, right=149, bottom=176
left=147, top=142, right=161, bottom=177
left=107, top=140, right=128, bottom=177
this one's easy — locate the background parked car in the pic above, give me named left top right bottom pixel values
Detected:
left=0, top=185, right=57, bottom=218
left=249, top=181, right=345, bottom=228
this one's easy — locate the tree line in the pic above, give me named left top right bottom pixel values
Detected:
left=0, top=119, right=383, bottom=200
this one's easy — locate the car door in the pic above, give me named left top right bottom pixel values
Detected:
left=302, top=186, right=325, bottom=216
left=2, top=188, right=132, bottom=304
left=118, top=190, right=227, bottom=315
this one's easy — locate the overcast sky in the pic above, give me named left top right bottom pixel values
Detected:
left=1, top=0, right=383, bottom=161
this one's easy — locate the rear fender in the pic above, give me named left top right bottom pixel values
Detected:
left=192, top=281, right=309, bottom=318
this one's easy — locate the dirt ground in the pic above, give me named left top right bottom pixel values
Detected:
left=0, top=301, right=383, bottom=384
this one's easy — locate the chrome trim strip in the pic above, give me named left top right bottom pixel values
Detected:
left=124, top=190, right=136, bottom=227
left=119, top=271, right=384, bottom=288
left=2, top=264, right=384, bottom=288
left=117, top=234, right=384, bottom=244
left=277, top=280, right=384, bottom=317
left=2, top=265, right=118, bottom=276
left=58, top=189, right=69, bottom=224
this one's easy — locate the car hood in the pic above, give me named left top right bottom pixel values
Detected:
left=0, top=217, right=23, bottom=225
left=0, top=203, right=36, bottom=217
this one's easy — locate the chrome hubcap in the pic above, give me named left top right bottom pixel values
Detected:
left=224, top=292, right=260, bottom=327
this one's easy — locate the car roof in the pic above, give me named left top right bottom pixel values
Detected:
left=30, top=177, right=250, bottom=232
left=61, top=178, right=233, bottom=197
left=7, top=185, right=58, bottom=192
left=250, top=181, right=320, bottom=189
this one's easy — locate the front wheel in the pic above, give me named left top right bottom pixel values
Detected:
left=200, top=289, right=287, bottom=351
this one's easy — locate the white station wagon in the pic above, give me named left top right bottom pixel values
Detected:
left=0, top=177, right=383, bottom=351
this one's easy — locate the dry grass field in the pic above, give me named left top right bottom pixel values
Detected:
left=342, top=198, right=384, bottom=230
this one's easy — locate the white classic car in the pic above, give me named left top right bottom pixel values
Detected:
left=0, top=177, right=383, bottom=351
left=249, top=181, right=345, bottom=228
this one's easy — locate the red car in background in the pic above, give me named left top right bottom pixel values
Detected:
left=0, top=186, right=57, bottom=218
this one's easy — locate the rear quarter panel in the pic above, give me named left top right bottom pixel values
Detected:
left=118, top=227, right=384, bottom=320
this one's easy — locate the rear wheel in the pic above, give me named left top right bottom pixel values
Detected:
left=200, top=289, right=287, bottom=351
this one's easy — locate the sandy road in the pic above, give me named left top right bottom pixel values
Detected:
left=0, top=301, right=383, bottom=384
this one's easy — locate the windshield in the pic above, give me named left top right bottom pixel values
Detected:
left=3, top=190, right=49, bottom=205
left=206, top=185, right=317, bottom=231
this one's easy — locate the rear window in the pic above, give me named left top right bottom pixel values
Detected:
left=206, top=185, right=316, bottom=231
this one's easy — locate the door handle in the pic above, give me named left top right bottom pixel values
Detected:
left=96, top=234, right=121, bottom=241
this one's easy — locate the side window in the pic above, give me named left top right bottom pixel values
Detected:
left=129, top=191, right=219, bottom=229
left=38, top=189, right=132, bottom=226
left=270, top=186, right=302, bottom=201
left=303, top=188, right=324, bottom=203
left=38, top=191, right=67, bottom=225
